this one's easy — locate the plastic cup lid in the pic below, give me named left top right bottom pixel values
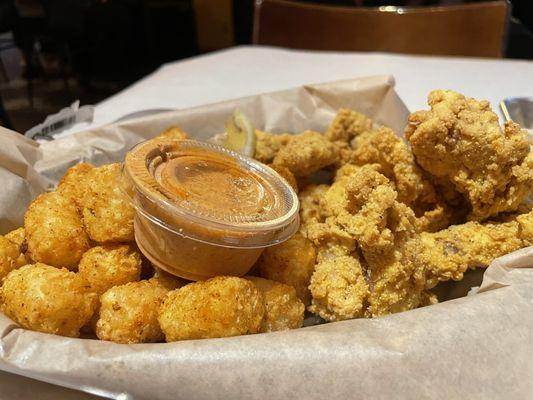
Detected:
left=122, top=138, right=300, bottom=248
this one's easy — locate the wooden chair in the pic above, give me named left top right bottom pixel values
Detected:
left=253, top=0, right=509, bottom=57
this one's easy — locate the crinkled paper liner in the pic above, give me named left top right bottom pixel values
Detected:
left=0, top=75, right=531, bottom=400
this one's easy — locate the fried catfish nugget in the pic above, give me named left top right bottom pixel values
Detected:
left=326, top=109, right=374, bottom=166
left=273, top=131, right=338, bottom=177
left=256, top=232, right=316, bottom=306
left=159, top=276, right=264, bottom=341
left=57, top=163, right=94, bottom=203
left=318, top=165, right=426, bottom=317
left=246, top=276, right=304, bottom=332
left=254, top=130, right=292, bottom=164
left=96, top=280, right=169, bottom=343
left=269, top=164, right=298, bottom=192
left=156, top=126, right=189, bottom=141
left=350, top=127, right=453, bottom=232
left=80, top=163, right=135, bottom=243
left=0, top=263, right=97, bottom=337
left=418, top=210, right=533, bottom=288
left=405, top=90, right=533, bottom=220
left=78, top=244, right=141, bottom=295
left=308, top=243, right=369, bottom=322
left=298, top=184, right=329, bottom=234
left=25, top=191, right=90, bottom=269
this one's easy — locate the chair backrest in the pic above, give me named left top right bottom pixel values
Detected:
left=253, top=0, right=509, bottom=57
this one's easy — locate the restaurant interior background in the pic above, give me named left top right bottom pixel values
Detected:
left=0, top=0, right=531, bottom=133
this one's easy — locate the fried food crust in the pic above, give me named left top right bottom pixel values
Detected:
left=96, top=280, right=169, bottom=343
left=156, top=126, right=189, bottom=141
left=308, top=251, right=369, bottom=321
left=78, top=244, right=141, bottom=295
left=273, top=131, right=338, bottom=177
left=80, top=163, right=135, bottom=243
left=269, top=164, right=298, bottom=193
left=158, top=276, right=264, bottom=341
left=256, top=232, right=316, bottom=306
left=57, top=163, right=94, bottom=203
left=254, top=130, right=292, bottom=164
left=0, top=236, right=23, bottom=282
left=25, top=191, right=90, bottom=269
left=298, top=184, right=330, bottom=234
left=0, top=263, right=97, bottom=337
left=419, top=210, right=533, bottom=288
left=405, top=90, right=532, bottom=220
left=246, top=276, right=304, bottom=332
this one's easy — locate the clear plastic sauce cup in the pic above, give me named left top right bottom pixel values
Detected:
left=122, top=138, right=299, bottom=281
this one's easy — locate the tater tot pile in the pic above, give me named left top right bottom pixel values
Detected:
left=0, top=264, right=97, bottom=337
left=0, top=91, right=531, bottom=344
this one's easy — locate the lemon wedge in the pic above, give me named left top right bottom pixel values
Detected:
left=221, top=110, right=256, bottom=157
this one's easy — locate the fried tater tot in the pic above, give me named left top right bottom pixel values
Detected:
left=269, top=164, right=298, bottom=193
left=57, top=163, right=94, bottom=203
left=80, top=163, right=135, bottom=243
left=0, top=263, right=97, bottom=337
left=156, top=126, right=189, bottom=141
left=4, top=228, right=29, bottom=269
left=96, top=280, right=169, bottom=344
left=256, top=232, right=316, bottom=306
left=0, top=236, right=22, bottom=282
left=25, top=191, right=90, bottom=269
left=273, top=131, right=338, bottom=177
left=5, top=228, right=25, bottom=248
left=78, top=244, right=141, bottom=295
left=254, top=130, right=292, bottom=164
left=151, top=267, right=188, bottom=291
left=158, top=276, right=264, bottom=341
left=246, top=276, right=304, bottom=332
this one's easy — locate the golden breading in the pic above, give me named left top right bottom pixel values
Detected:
left=156, top=126, right=189, bottom=141
left=298, top=184, right=329, bottom=234
left=0, top=236, right=22, bottom=282
left=57, top=163, right=94, bottom=203
left=96, top=280, right=169, bottom=344
left=405, top=90, right=533, bottom=220
left=312, top=165, right=427, bottom=317
left=3, top=228, right=29, bottom=270
left=325, top=108, right=374, bottom=143
left=0, top=263, right=97, bottom=337
left=78, top=244, right=141, bottom=295
left=268, top=164, right=298, bottom=193
left=158, top=276, right=264, bottom=341
left=5, top=227, right=25, bottom=248
left=246, top=276, right=304, bottom=332
left=418, top=210, right=533, bottom=289
left=256, top=232, right=316, bottom=306
left=350, top=127, right=453, bottom=232
left=308, top=251, right=369, bottom=322
left=80, top=163, right=135, bottom=243
left=254, top=130, right=292, bottom=164
left=151, top=267, right=188, bottom=291
left=273, top=131, right=338, bottom=177
left=24, top=191, right=90, bottom=269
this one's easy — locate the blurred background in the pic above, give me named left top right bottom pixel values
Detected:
left=0, top=0, right=531, bottom=133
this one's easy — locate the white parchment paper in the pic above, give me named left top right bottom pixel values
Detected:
left=0, top=75, right=531, bottom=400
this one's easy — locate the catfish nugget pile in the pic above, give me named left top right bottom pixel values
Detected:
left=0, top=89, right=532, bottom=343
